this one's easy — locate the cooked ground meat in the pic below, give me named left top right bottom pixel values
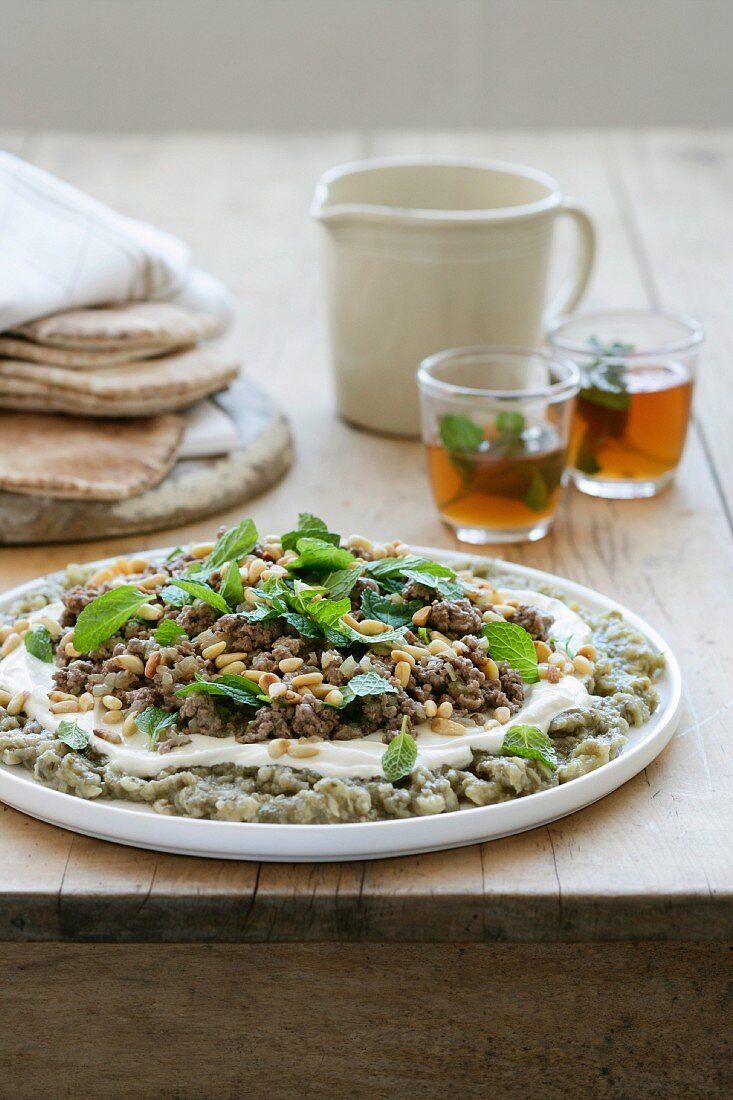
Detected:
left=251, top=638, right=310, bottom=673
left=242, top=700, right=345, bottom=743
left=59, top=585, right=102, bottom=628
left=411, top=652, right=486, bottom=712
left=483, top=661, right=524, bottom=713
left=350, top=576, right=380, bottom=611
left=511, top=603, right=553, bottom=641
left=178, top=693, right=241, bottom=738
left=214, top=614, right=289, bottom=654
left=426, top=598, right=483, bottom=638
left=176, top=602, right=217, bottom=637
left=401, top=580, right=435, bottom=604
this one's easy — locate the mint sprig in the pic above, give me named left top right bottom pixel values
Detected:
left=56, top=718, right=90, bottom=751
left=501, top=724, right=557, bottom=770
left=154, top=619, right=187, bottom=646
left=361, top=590, right=421, bottom=628
left=24, top=625, right=54, bottom=662
left=175, top=672, right=267, bottom=708
left=219, top=560, right=244, bottom=610
left=205, top=518, right=258, bottom=570
left=482, top=620, right=539, bottom=684
left=439, top=414, right=483, bottom=453
left=287, top=538, right=355, bottom=575
left=135, top=705, right=178, bottom=748
left=73, top=585, right=151, bottom=653
left=381, top=716, right=417, bottom=782
left=167, top=579, right=229, bottom=616
left=281, top=513, right=341, bottom=552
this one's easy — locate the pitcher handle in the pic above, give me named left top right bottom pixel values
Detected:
left=543, top=199, right=596, bottom=329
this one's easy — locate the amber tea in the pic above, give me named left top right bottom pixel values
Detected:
left=428, top=412, right=567, bottom=538
left=571, top=353, right=693, bottom=490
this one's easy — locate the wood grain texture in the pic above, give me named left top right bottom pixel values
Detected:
left=1, top=942, right=731, bottom=1099
left=0, top=130, right=731, bottom=944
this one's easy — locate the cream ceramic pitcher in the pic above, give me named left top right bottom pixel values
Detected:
left=311, top=156, right=595, bottom=436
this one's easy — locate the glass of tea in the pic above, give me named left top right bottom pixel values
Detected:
left=417, top=347, right=579, bottom=544
left=548, top=309, right=704, bottom=498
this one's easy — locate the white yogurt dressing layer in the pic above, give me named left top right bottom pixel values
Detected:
left=0, top=591, right=593, bottom=781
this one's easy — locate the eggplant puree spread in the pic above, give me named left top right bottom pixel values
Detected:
left=0, top=515, right=664, bottom=823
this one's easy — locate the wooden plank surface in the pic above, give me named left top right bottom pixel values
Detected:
left=1, top=942, right=731, bottom=1099
left=0, top=130, right=731, bottom=943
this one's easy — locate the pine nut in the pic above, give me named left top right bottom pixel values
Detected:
left=0, top=689, right=11, bottom=708
left=411, top=606, right=432, bottom=627
left=341, top=612, right=362, bottom=632
left=38, top=616, right=62, bottom=638
left=503, top=598, right=522, bottom=608
left=437, top=700, right=454, bottom=718
left=7, top=690, right=28, bottom=715
left=12, top=618, right=30, bottom=633
left=50, top=699, right=78, bottom=714
left=145, top=652, right=162, bottom=678
left=403, top=644, right=428, bottom=659
left=324, top=688, right=344, bottom=707
left=102, top=694, right=123, bottom=710
left=258, top=672, right=280, bottom=692
left=494, top=604, right=517, bottom=619
left=279, top=656, right=304, bottom=673
left=242, top=669, right=264, bottom=684
left=428, top=639, right=451, bottom=656
left=576, top=644, right=598, bottom=661
left=78, top=692, right=95, bottom=712
left=1, top=632, right=21, bottom=657
left=347, top=534, right=374, bottom=551
left=215, top=651, right=247, bottom=668
left=538, top=663, right=551, bottom=680
left=291, top=672, right=324, bottom=688
left=191, top=541, right=215, bottom=559
left=549, top=652, right=566, bottom=668
left=202, top=640, right=228, bottom=660
left=95, top=727, right=122, bottom=743
left=123, top=711, right=139, bottom=737
left=128, top=557, right=149, bottom=573
left=431, top=717, right=465, bottom=737
left=247, top=559, right=267, bottom=585
left=534, top=640, right=551, bottom=662
left=573, top=654, right=594, bottom=676
left=222, top=660, right=246, bottom=675
left=269, top=682, right=289, bottom=699
left=308, top=683, right=333, bottom=700
left=0, top=625, right=11, bottom=643
left=424, top=699, right=438, bottom=718
left=115, top=654, right=145, bottom=675
left=563, top=661, right=575, bottom=675
left=137, top=603, right=164, bottom=621
left=495, top=706, right=511, bottom=724
left=356, top=619, right=390, bottom=636
left=64, top=642, right=80, bottom=658
left=482, top=657, right=500, bottom=680
left=267, top=738, right=289, bottom=759
left=394, top=661, right=411, bottom=688
left=139, top=572, right=168, bottom=591
left=48, top=690, right=75, bottom=702
left=59, top=630, right=75, bottom=649
left=243, top=588, right=260, bottom=608
left=288, top=742, right=321, bottom=758
left=482, top=610, right=503, bottom=623
left=104, top=710, right=123, bottom=724
left=391, top=648, right=415, bottom=668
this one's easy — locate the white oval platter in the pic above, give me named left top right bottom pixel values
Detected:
left=0, top=547, right=681, bottom=862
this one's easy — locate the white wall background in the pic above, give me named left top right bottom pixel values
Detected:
left=2, top=0, right=731, bottom=130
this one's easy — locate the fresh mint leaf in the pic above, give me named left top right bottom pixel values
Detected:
left=135, top=705, right=178, bottom=748
left=165, top=546, right=183, bottom=560
left=281, top=513, right=341, bottom=552
left=418, top=627, right=430, bottom=644
left=219, top=560, right=244, bottom=610
left=73, top=586, right=151, bottom=653
left=24, top=625, right=54, bottom=662
left=168, top=579, right=229, bottom=616
left=496, top=410, right=525, bottom=434
left=308, top=597, right=352, bottom=631
left=206, top=518, right=258, bottom=570
left=154, top=619, right=187, bottom=646
left=401, top=567, right=463, bottom=601
left=482, top=620, right=539, bottom=684
left=336, top=619, right=409, bottom=647
left=160, top=584, right=191, bottom=607
left=56, top=718, right=90, bottom=751
left=175, top=672, right=267, bottom=708
left=501, top=724, right=557, bottom=770
left=345, top=671, right=399, bottom=699
left=287, top=538, right=355, bottom=575
left=281, top=611, right=322, bottom=639
left=381, top=716, right=417, bottom=782
left=360, top=590, right=421, bottom=628
left=524, top=469, right=549, bottom=513
left=439, top=414, right=483, bottom=453
left=324, top=567, right=363, bottom=600
left=364, top=555, right=457, bottom=587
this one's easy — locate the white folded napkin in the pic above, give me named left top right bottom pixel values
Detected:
left=179, top=399, right=241, bottom=459
left=0, top=152, right=235, bottom=333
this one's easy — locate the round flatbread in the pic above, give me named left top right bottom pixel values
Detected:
left=0, top=411, right=184, bottom=500
left=0, top=335, right=193, bottom=370
left=10, top=301, right=225, bottom=351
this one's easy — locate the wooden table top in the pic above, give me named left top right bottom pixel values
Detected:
left=1, top=129, right=731, bottom=944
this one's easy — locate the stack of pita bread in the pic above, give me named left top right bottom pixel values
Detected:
left=0, top=300, right=241, bottom=501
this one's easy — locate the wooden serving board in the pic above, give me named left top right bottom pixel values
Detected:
left=0, top=376, right=292, bottom=544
